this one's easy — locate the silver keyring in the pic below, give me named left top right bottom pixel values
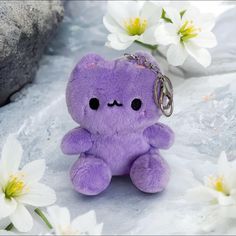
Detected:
left=124, top=53, right=174, bottom=117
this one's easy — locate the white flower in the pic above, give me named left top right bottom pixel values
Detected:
left=153, top=0, right=191, bottom=13
left=186, top=152, right=236, bottom=230
left=0, top=135, right=56, bottom=232
left=47, top=205, right=103, bottom=235
left=155, top=5, right=217, bottom=67
left=103, top=1, right=161, bottom=50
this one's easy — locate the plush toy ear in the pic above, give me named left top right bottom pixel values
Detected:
left=76, top=53, right=105, bottom=69
left=69, top=53, right=105, bottom=82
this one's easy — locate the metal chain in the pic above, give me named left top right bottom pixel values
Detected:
left=124, top=53, right=174, bottom=117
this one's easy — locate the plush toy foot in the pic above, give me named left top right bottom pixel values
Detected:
left=70, top=155, right=111, bottom=196
left=130, top=153, right=170, bottom=193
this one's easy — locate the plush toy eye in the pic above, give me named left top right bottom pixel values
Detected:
left=89, top=98, right=100, bottom=110
left=131, top=98, right=142, bottom=111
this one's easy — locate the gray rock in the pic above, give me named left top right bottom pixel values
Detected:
left=0, top=1, right=64, bottom=106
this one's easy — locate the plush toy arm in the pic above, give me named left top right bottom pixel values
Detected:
left=144, top=123, right=174, bottom=149
left=61, top=127, right=92, bottom=155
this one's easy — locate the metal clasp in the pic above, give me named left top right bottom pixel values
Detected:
left=154, top=74, right=173, bottom=117
left=124, top=53, right=174, bottom=117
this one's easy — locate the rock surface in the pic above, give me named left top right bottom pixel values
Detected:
left=0, top=1, right=64, bottom=106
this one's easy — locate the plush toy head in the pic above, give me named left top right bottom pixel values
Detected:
left=66, top=52, right=162, bottom=135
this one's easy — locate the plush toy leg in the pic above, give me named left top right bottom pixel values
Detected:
left=70, top=155, right=112, bottom=196
left=130, top=152, right=170, bottom=193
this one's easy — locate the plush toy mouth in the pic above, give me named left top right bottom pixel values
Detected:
left=107, top=100, right=123, bottom=107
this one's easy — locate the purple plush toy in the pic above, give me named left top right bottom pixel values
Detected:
left=61, top=52, right=174, bottom=196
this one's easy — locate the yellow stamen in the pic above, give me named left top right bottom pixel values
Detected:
left=124, top=17, right=147, bottom=36
left=209, top=176, right=229, bottom=196
left=178, top=20, right=200, bottom=42
left=4, top=175, right=26, bottom=199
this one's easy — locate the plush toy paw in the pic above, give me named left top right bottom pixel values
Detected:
left=130, top=152, right=170, bottom=193
left=70, top=155, right=112, bottom=196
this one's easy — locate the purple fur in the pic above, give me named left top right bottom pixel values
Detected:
left=144, top=123, right=174, bottom=149
left=130, top=152, right=170, bottom=193
left=70, top=154, right=111, bottom=196
left=61, top=51, right=174, bottom=195
left=61, top=127, right=92, bottom=155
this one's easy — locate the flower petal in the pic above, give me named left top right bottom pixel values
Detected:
left=106, top=1, right=141, bottom=28
left=116, top=33, right=139, bottom=43
left=184, top=41, right=211, bottom=67
left=182, top=6, right=201, bottom=24
left=1, top=135, right=22, bottom=177
left=21, top=159, right=46, bottom=184
left=169, top=1, right=191, bottom=13
left=71, top=210, right=98, bottom=234
left=103, top=14, right=125, bottom=34
left=225, top=170, right=236, bottom=191
left=167, top=43, right=188, bottom=66
left=47, top=205, right=71, bottom=234
left=200, top=13, right=216, bottom=31
left=0, top=165, right=6, bottom=186
left=192, top=32, right=217, bottom=48
left=106, top=34, right=134, bottom=50
left=217, top=151, right=230, bottom=175
left=140, top=2, right=161, bottom=26
left=163, top=7, right=182, bottom=26
left=141, top=26, right=158, bottom=45
left=9, top=204, right=33, bottom=233
left=155, top=23, right=179, bottom=46
left=18, top=183, right=56, bottom=207
left=186, top=186, right=218, bottom=203
left=91, top=223, right=103, bottom=235
left=218, top=193, right=235, bottom=206
left=0, top=193, right=17, bottom=218
left=92, top=223, right=104, bottom=235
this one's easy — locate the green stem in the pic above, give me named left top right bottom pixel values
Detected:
left=34, top=208, right=53, bottom=230
left=134, top=40, right=158, bottom=51
left=161, top=9, right=172, bottom=23
left=5, top=223, right=14, bottom=231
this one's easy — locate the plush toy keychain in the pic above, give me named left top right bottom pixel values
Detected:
left=61, top=51, right=174, bottom=196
